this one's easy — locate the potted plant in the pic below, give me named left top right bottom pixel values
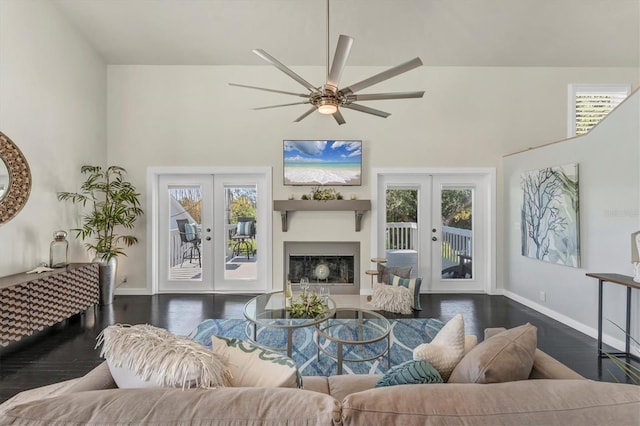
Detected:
left=57, top=165, right=143, bottom=305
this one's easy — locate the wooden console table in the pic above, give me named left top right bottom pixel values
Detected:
left=0, top=263, right=99, bottom=347
left=585, top=272, right=640, bottom=361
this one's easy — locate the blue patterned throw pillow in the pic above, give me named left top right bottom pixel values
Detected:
left=375, top=359, right=443, bottom=387
left=389, top=273, right=422, bottom=310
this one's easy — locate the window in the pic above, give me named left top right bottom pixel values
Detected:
left=568, top=84, right=630, bottom=137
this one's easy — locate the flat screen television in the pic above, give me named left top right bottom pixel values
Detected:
left=283, top=140, right=362, bottom=186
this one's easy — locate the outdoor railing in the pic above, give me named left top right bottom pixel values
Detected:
left=385, top=222, right=472, bottom=258
left=442, top=225, right=472, bottom=265
left=386, top=222, right=418, bottom=250
left=170, top=229, right=182, bottom=267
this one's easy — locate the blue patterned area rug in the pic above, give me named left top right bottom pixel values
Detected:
left=190, top=318, right=443, bottom=376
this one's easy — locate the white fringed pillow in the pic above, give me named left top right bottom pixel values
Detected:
left=371, top=283, right=412, bottom=314
left=96, top=324, right=231, bottom=389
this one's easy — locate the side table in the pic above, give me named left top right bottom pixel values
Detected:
left=585, top=272, right=640, bottom=362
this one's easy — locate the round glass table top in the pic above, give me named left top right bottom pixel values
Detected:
left=316, top=308, right=391, bottom=344
left=243, top=291, right=336, bottom=328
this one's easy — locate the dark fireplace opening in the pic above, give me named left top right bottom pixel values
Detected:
left=288, top=255, right=355, bottom=284
left=284, top=241, right=360, bottom=294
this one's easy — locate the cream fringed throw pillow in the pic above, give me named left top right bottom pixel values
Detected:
left=371, top=283, right=413, bottom=314
left=97, top=324, right=231, bottom=389
left=412, top=314, right=466, bottom=380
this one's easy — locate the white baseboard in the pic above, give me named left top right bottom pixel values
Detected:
left=503, top=290, right=628, bottom=353
left=114, top=287, right=152, bottom=295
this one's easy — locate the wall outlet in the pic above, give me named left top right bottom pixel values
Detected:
left=539, top=291, right=546, bottom=302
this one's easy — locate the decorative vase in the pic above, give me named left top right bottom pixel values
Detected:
left=49, top=230, right=68, bottom=268
left=93, top=255, right=117, bottom=306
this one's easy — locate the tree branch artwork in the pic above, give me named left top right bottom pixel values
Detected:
left=521, top=164, right=580, bottom=267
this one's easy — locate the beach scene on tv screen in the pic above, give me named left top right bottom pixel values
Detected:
left=284, top=140, right=361, bottom=186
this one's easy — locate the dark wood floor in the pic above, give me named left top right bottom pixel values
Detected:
left=1, top=293, right=637, bottom=403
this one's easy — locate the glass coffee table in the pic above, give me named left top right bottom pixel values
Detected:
left=243, top=292, right=336, bottom=357
left=316, top=308, right=391, bottom=374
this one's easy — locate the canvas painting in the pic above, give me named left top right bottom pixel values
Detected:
left=283, top=140, right=361, bottom=186
left=521, top=163, right=580, bottom=267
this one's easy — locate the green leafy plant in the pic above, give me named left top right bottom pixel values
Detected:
left=301, top=187, right=343, bottom=201
left=603, top=320, right=640, bottom=385
left=287, top=292, right=329, bottom=318
left=57, top=165, right=144, bottom=262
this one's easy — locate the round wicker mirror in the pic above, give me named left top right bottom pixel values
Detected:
left=0, top=132, right=31, bottom=224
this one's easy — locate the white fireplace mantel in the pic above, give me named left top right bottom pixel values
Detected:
left=273, top=200, right=371, bottom=232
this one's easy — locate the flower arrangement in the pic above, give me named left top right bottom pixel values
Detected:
left=300, top=186, right=343, bottom=201
left=287, top=292, right=329, bottom=318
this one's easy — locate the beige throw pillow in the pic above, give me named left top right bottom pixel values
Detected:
left=448, top=323, right=537, bottom=383
left=211, top=335, right=302, bottom=388
left=412, top=314, right=465, bottom=380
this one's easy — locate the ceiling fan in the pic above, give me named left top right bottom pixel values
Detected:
left=229, top=0, right=424, bottom=125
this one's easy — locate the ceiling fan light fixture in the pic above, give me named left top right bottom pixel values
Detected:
left=317, top=100, right=338, bottom=115
left=229, top=0, right=424, bottom=125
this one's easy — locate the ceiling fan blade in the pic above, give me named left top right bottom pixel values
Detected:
left=348, top=91, right=425, bottom=101
left=253, top=101, right=310, bottom=111
left=341, top=57, right=423, bottom=95
left=341, top=103, right=391, bottom=118
left=229, top=83, right=308, bottom=98
left=327, top=35, right=354, bottom=88
left=294, top=106, right=317, bottom=122
left=333, top=109, right=346, bottom=125
left=253, top=49, right=319, bottom=94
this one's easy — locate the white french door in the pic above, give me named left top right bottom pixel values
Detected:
left=154, top=169, right=271, bottom=294
left=375, top=170, right=492, bottom=293
left=158, top=175, right=213, bottom=292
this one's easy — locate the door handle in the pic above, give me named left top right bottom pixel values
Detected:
left=205, top=236, right=212, bottom=241
left=432, top=236, right=438, bottom=241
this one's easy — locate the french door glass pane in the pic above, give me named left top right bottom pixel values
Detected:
left=440, top=188, right=473, bottom=280
left=168, top=185, right=203, bottom=282
left=385, top=188, right=418, bottom=278
left=224, top=184, right=257, bottom=281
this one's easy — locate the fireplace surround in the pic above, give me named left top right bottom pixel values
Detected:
left=284, top=242, right=360, bottom=294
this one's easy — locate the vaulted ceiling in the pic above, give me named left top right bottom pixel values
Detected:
left=52, top=0, right=639, bottom=67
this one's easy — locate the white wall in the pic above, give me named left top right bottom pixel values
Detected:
left=0, top=0, right=106, bottom=276
left=107, top=65, right=639, bottom=292
left=503, top=91, right=640, bottom=351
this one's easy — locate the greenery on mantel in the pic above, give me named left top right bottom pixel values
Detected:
left=57, top=165, right=144, bottom=262
left=300, top=186, right=343, bottom=201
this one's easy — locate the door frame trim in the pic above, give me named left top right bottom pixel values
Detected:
left=371, top=167, right=497, bottom=294
left=146, top=166, right=273, bottom=294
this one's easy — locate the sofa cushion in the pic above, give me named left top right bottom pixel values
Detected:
left=327, top=375, right=380, bottom=402
left=211, top=335, right=302, bottom=388
left=389, top=273, right=422, bottom=310
left=376, top=360, right=443, bottom=387
left=340, top=380, right=640, bottom=426
left=448, top=323, right=537, bottom=383
left=370, top=282, right=412, bottom=314
left=412, top=314, right=465, bottom=380
left=97, top=324, right=231, bottom=389
left=0, top=387, right=341, bottom=426
left=376, top=263, right=411, bottom=284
